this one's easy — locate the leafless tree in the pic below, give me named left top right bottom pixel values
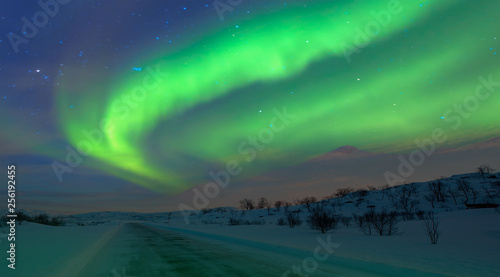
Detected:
left=293, top=197, right=302, bottom=205
left=425, top=193, right=436, bottom=209
left=306, top=203, right=338, bottom=234
left=265, top=201, right=272, bottom=215
left=284, top=210, right=302, bottom=228
left=355, top=212, right=373, bottom=235
left=300, top=196, right=317, bottom=212
left=423, top=212, right=441, bottom=244
left=457, top=180, right=471, bottom=204
left=395, top=184, right=420, bottom=219
left=335, top=187, right=354, bottom=198
left=447, top=186, right=460, bottom=205
left=373, top=210, right=400, bottom=236
left=333, top=200, right=343, bottom=212
left=356, top=188, right=369, bottom=198
left=477, top=164, right=496, bottom=177
left=274, top=200, right=284, bottom=212
left=355, top=210, right=400, bottom=236
left=239, top=198, right=255, bottom=210
left=428, top=180, right=448, bottom=202
left=330, top=201, right=337, bottom=213
left=257, top=197, right=269, bottom=209
left=481, top=185, right=497, bottom=203
left=367, top=185, right=378, bottom=191
left=283, top=201, right=292, bottom=213
left=457, top=180, right=480, bottom=204
left=471, top=188, right=480, bottom=204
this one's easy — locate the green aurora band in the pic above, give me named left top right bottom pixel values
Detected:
left=57, top=0, right=500, bottom=193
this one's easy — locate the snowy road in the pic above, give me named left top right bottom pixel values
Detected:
left=77, top=223, right=341, bottom=277
left=74, top=223, right=450, bottom=277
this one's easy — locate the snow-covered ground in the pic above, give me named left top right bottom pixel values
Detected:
left=164, top=172, right=500, bottom=276
left=0, top=222, right=120, bottom=276
left=156, top=208, right=499, bottom=277
left=1, top=172, right=499, bottom=276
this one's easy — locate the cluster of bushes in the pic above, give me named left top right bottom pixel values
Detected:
left=228, top=164, right=498, bottom=243
left=354, top=210, right=400, bottom=236
left=306, top=203, right=338, bottom=234
left=240, top=197, right=319, bottom=214
left=277, top=210, right=303, bottom=228
left=2, top=212, right=66, bottom=226
left=201, top=207, right=232, bottom=214
left=302, top=203, right=402, bottom=236
left=201, top=219, right=225, bottom=226
left=76, top=221, right=107, bottom=226
left=227, top=217, right=265, bottom=226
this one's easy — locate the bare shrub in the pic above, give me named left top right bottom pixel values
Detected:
left=227, top=217, right=243, bottom=225
left=277, top=217, right=286, bottom=226
left=481, top=185, right=497, bottom=203
left=283, top=202, right=292, bottom=213
left=51, top=217, right=66, bottom=226
left=393, top=184, right=420, bottom=220
left=372, top=211, right=399, bottom=236
left=355, top=210, right=400, bottom=236
left=428, top=180, right=448, bottom=202
left=367, top=185, right=378, bottom=191
left=34, top=213, right=50, bottom=225
left=284, top=210, right=302, bottom=228
left=341, top=216, right=352, bottom=228
left=335, top=187, right=354, bottom=198
left=265, top=201, right=272, bottom=215
left=457, top=180, right=471, bottom=204
left=478, top=164, right=496, bottom=177
left=245, top=218, right=265, bottom=225
left=293, top=197, right=302, bottom=205
left=423, top=212, right=441, bottom=244
left=331, top=200, right=343, bottom=212
left=274, top=200, right=284, bottom=212
left=15, top=211, right=31, bottom=225
left=354, top=188, right=369, bottom=199
left=425, top=193, right=436, bottom=209
left=447, top=186, right=460, bottom=205
left=306, top=203, right=338, bottom=234
left=239, top=198, right=255, bottom=210
left=257, top=197, right=269, bottom=209
left=456, top=180, right=480, bottom=205
left=355, top=213, right=373, bottom=235
left=301, top=196, right=318, bottom=212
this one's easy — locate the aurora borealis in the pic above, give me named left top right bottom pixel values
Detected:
left=1, top=0, right=499, bottom=212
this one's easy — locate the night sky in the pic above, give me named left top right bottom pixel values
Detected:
left=1, top=0, right=499, bottom=214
